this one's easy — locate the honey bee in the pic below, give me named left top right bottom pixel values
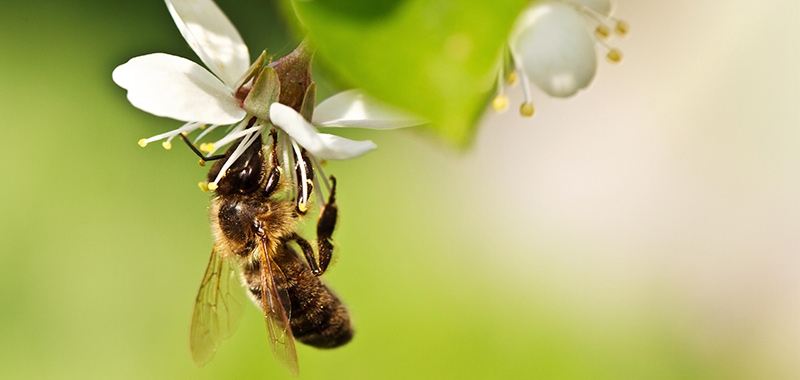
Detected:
left=184, top=129, right=352, bottom=376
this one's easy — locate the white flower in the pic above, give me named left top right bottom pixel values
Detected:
left=112, top=0, right=422, bottom=205
left=494, top=0, right=628, bottom=116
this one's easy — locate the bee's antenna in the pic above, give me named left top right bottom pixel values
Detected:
left=178, top=133, right=226, bottom=165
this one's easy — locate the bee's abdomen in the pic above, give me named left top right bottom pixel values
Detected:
left=286, top=272, right=353, bottom=348
left=244, top=244, right=353, bottom=348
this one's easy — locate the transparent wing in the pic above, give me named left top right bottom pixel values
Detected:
left=189, top=246, right=245, bottom=366
left=259, top=237, right=299, bottom=377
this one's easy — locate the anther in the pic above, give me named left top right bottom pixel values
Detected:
left=595, top=25, right=611, bottom=39
left=138, top=139, right=148, bottom=147
left=492, top=95, right=509, bottom=112
left=615, top=20, right=629, bottom=36
left=506, top=70, right=518, bottom=85
left=520, top=102, right=535, bottom=117
left=198, top=160, right=205, bottom=167
left=606, top=48, right=623, bottom=63
left=207, top=182, right=218, bottom=191
left=199, top=142, right=214, bottom=153
left=162, top=141, right=172, bottom=150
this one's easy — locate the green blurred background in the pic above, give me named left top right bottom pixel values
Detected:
left=2, top=0, right=799, bottom=379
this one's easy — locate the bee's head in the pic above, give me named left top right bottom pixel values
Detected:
left=208, top=134, right=265, bottom=196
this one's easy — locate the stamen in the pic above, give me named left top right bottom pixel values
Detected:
left=493, top=95, right=509, bottom=112
left=310, top=165, right=325, bottom=211
left=193, top=124, right=218, bottom=144
left=208, top=182, right=218, bottom=191
left=309, top=155, right=332, bottom=195
left=210, top=124, right=264, bottom=187
left=615, top=20, right=629, bottom=36
left=162, top=141, right=172, bottom=150
left=138, top=121, right=204, bottom=148
left=205, top=119, right=257, bottom=156
left=606, top=48, right=622, bottom=63
left=280, top=131, right=295, bottom=201
left=493, top=49, right=510, bottom=113
left=595, top=25, right=611, bottom=39
left=506, top=70, right=518, bottom=85
left=520, top=103, right=535, bottom=117
left=509, top=49, right=535, bottom=117
left=290, top=140, right=310, bottom=214
left=199, top=143, right=215, bottom=153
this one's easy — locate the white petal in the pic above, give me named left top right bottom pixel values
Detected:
left=166, top=0, right=249, bottom=89
left=270, top=103, right=377, bottom=160
left=570, top=0, right=612, bottom=16
left=312, top=90, right=426, bottom=129
left=112, top=53, right=246, bottom=124
left=510, top=1, right=597, bottom=97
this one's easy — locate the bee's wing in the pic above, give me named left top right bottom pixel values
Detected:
left=189, top=246, right=245, bottom=366
left=258, top=238, right=299, bottom=377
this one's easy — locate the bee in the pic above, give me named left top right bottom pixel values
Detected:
left=183, top=128, right=352, bottom=376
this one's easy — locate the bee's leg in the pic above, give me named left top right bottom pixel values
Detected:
left=291, top=233, right=322, bottom=276
left=263, top=129, right=281, bottom=197
left=315, top=176, right=338, bottom=274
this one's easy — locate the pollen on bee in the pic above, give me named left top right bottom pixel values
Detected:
left=138, top=139, right=148, bottom=147
left=198, top=182, right=209, bottom=192
left=162, top=141, right=173, bottom=150
left=492, top=95, right=509, bottom=113
left=519, top=102, right=535, bottom=117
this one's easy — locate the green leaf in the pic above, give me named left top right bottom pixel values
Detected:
left=290, top=0, right=528, bottom=146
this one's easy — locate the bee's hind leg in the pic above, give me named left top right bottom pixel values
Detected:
left=315, top=176, right=337, bottom=275
left=291, top=234, right=323, bottom=276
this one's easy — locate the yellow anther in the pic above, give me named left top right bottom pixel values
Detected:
left=138, top=139, right=148, bottom=147
left=207, top=182, right=218, bottom=191
left=492, top=95, right=509, bottom=112
left=198, top=124, right=207, bottom=130
left=198, top=159, right=206, bottom=167
left=162, top=141, right=172, bottom=150
left=520, top=102, right=535, bottom=117
left=198, top=182, right=209, bottom=192
left=297, top=202, right=308, bottom=213
left=506, top=70, right=518, bottom=85
left=606, top=48, right=623, bottom=63
left=595, top=25, right=611, bottom=39
left=199, top=142, right=214, bottom=153
left=615, top=20, right=629, bottom=36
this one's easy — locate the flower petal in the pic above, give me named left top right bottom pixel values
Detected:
left=112, top=53, right=246, bottom=124
left=510, top=1, right=597, bottom=97
left=312, top=90, right=427, bottom=129
left=570, top=0, right=612, bottom=16
left=166, top=0, right=249, bottom=89
left=270, top=103, right=377, bottom=160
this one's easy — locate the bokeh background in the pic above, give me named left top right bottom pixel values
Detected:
left=2, top=0, right=799, bottom=379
